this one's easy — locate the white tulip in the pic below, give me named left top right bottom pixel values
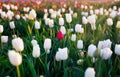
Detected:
left=6, top=5, right=10, bottom=10
left=10, top=4, right=15, bottom=10
left=12, top=37, right=24, bottom=52
left=105, top=11, right=109, bottom=16
left=104, top=39, right=112, bottom=48
left=45, top=18, right=50, bottom=25
left=9, top=21, right=15, bottom=29
left=44, top=9, right=48, bottom=13
left=90, top=6, right=93, bottom=9
left=100, top=48, right=112, bottom=60
left=51, top=11, right=56, bottom=19
left=84, top=6, right=88, bottom=10
left=7, top=10, right=14, bottom=20
left=1, top=11, right=7, bottom=18
left=113, top=6, right=117, bottom=10
left=70, top=10, right=73, bottom=15
left=115, top=44, right=120, bottom=55
left=98, top=39, right=112, bottom=49
left=88, top=44, right=97, bottom=57
left=90, top=10, right=94, bottom=15
left=44, top=13, right=48, bottom=19
left=15, top=14, right=20, bottom=20
left=48, top=19, right=54, bottom=28
left=35, top=20, right=41, bottom=29
left=61, top=8, right=65, bottom=13
left=71, top=34, right=76, bottom=41
left=87, top=15, right=96, bottom=24
left=49, top=9, right=54, bottom=14
left=14, top=6, right=18, bottom=10
left=59, top=17, right=64, bottom=26
left=65, top=13, right=72, bottom=23
left=81, top=5, right=84, bottom=9
left=108, top=8, right=112, bottom=12
left=110, top=11, right=117, bottom=18
left=94, top=9, right=99, bottom=14
left=99, top=9, right=103, bottom=15
left=85, top=67, right=95, bottom=77
left=26, top=7, right=30, bottom=12
left=75, top=24, right=84, bottom=33
left=116, top=21, right=120, bottom=28
left=77, top=40, right=83, bottom=49
left=107, top=18, right=113, bottom=26
left=60, top=26, right=66, bottom=35
left=55, top=47, right=68, bottom=61
left=32, top=45, right=40, bottom=58
left=8, top=50, right=22, bottom=66
left=1, top=36, right=8, bottom=43
left=82, top=16, right=88, bottom=24
left=44, top=38, right=51, bottom=54
left=31, top=39, right=38, bottom=46
left=0, top=25, right=3, bottom=33
left=28, top=9, right=36, bottom=20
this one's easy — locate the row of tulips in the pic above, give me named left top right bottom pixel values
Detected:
left=0, top=2, right=120, bottom=77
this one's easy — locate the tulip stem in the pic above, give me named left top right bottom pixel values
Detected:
left=16, top=66, right=21, bottom=77
left=50, top=29, right=52, bottom=38
left=13, top=29, right=16, bottom=35
left=93, top=30, right=94, bottom=39
left=45, top=53, right=47, bottom=65
left=84, top=24, right=86, bottom=39
left=39, top=58, right=44, bottom=68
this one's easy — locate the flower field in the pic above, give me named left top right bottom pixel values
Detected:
left=0, top=1, right=120, bottom=77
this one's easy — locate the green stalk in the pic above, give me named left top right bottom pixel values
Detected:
left=84, top=24, right=86, bottom=39
left=92, top=30, right=95, bottom=43
left=39, top=58, right=44, bottom=68
left=50, top=29, right=52, bottom=38
left=16, top=66, right=21, bottom=77
left=13, top=29, right=16, bottom=36
left=45, top=52, right=47, bottom=65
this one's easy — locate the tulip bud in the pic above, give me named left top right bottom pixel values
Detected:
left=88, top=44, right=97, bottom=57
left=100, top=48, right=112, bottom=60
left=12, top=37, right=24, bottom=52
left=60, top=26, right=66, bottom=35
left=35, top=20, right=41, bottom=29
left=32, top=45, right=40, bottom=58
left=71, top=34, right=76, bottom=41
left=77, top=40, right=83, bottom=49
left=1, top=35, right=8, bottom=43
left=8, top=50, right=22, bottom=66
left=59, top=17, right=64, bottom=26
left=85, top=67, right=95, bottom=77
left=65, top=13, right=72, bottom=23
left=107, top=18, right=113, bottom=26
left=44, top=38, right=51, bottom=54
left=57, top=31, right=64, bottom=40
left=9, top=21, right=15, bottom=29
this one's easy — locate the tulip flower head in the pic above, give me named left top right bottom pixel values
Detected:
left=57, top=31, right=64, bottom=40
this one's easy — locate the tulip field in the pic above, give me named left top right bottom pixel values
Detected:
left=0, top=1, right=120, bottom=77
